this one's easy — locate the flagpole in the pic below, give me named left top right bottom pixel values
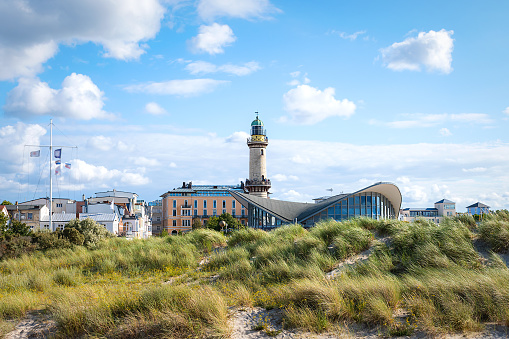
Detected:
left=50, top=119, right=53, bottom=231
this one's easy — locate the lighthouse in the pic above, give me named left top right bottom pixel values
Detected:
left=245, top=113, right=271, bottom=198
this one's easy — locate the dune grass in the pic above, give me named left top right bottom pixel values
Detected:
left=1, top=213, right=509, bottom=337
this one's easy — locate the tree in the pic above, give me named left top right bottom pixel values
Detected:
left=9, top=220, right=32, bottom=236
left=1, top=200, right=13, bottom=205
left=192, top=218, right=202, bottom=230
left=206, top=213, right=240, bottom=232
left=0, top=213, right=8, bottom=234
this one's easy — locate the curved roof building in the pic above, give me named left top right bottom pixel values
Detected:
left=232, top=182, right=402, bottom=228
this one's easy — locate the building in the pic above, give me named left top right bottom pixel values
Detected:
left=40, top=213, right=76, bottom=230
left=5, top=204, right=49, bottom=230
left=245, top=114, right=271, bottom=198
left=400, top=199, right=456, bottom=224
left=79, top=213, right=120, bottom=235
left=229, top=117, right=402, bottom=229
left=160, top=182, right=248, bottom=234
left=19, top=198, right=77, bottom=215
left=231, top=182, right=401, bottom=229
left=466, top=202, right=490, bottom=215
left=148, top=200, right=163, bottom=235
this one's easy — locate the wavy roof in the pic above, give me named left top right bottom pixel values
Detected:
left=230, top=182, right=402, bottom=223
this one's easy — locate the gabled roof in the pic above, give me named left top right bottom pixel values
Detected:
left=435, top=199, right=455, bottom=204
left=5, top=204, right=46, bottom=211
left=80, top=213, right=117, bottom=222
left=40, top=213, right=76, bottom=222
left=466, top=202, right=490, bottom=208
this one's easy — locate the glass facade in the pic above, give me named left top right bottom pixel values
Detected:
left=247, top=191, right=397, bottom=229
left=301, top=192, right=396, bottom=227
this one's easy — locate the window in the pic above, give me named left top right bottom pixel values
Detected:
left=56, top=203, right=62, bottom=208
left=232, top=200, right=236, bottom=208
left=222, top=200, right=226, bottom=208
left=232, top=210, right=236, bottom=216
left=213, top=209, right=217, bottom=216
left=173, top=210, right=176, bottom=216
left=183, top=220, right=191, bottom=227
left=194, top=209, right=198, bottom=216
left=261, top=149, right=263, bottom=155
left=173, top=200, right=177, bottom=208
left=27, top=213, right=33, bottom=220
left=241, top=209, right=245, bottom=217
left=241, top=220, right=245, bottom=225
left=203, top=200, right=207, bottom=208
left=194, top=200, right=198, bottom=208
left=156, top=216, right=160, bottom=222
left=172, top=220, right=177, bottom=226
left=203, top=210, right=207, bottom=216
left=184, top=200, right=188, bottom=206
left=213, top=200, right=217, bottom=208
left=222, top=209, right=226, bottom=214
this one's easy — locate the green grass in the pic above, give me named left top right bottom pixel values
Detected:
left=0, top=213, right=509, bottom=337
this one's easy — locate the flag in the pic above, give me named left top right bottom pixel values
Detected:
left=54, top=148, right=61, bottom=159
left=55, top=160, right=61, bottom=165
left=55, top=166, right=61, bottom=176
left=30, top=150, right=40, bottom=157
left=64, top=162, right=71, bottom=169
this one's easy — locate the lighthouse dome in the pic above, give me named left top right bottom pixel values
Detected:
left=251, top=117, right=264, bottom=126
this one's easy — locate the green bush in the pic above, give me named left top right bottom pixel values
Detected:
left=0, top=235, right=37, bottom=259
left=65, top=218, right=111, bottom=248
left=33, top=232, right=71, bottom=251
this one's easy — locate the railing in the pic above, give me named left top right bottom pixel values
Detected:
left=245, top=178, right=271, bottom=186
left=247, top=136, right=269, bottom=143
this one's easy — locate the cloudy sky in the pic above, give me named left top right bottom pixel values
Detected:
left=1, top=0, right=508, bottom=211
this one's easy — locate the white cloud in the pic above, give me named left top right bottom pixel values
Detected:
left=130, top=157, right=160, bottom=167
left=286, top=71, right=310, bottom=86
left=376, top=113, right=493, bottom=129
left=0, top=41, right=58, bottom=80
left=88, top=136, right=114, bottom=151
left=462, top=167, right=487, bottom=173
left=440, top=128, right=452, bottom=136
left=381, top=29, right=454, bottom=73
left=0, top=0, right=166, bottom=80
left=197, top=0, right=279, bottom=20
left=124, top=79, right=229, bottom=96
left=169, top=162, right=177, bottom=168
left=4, top=73, right=113, bottom=120
left=71, top=159, right=149, bottom=186
left=144, top=102, right=167, bottom=115
left=226, top=131, right=249, bottom=143
left=503, top=107, right=509, bottom=115
left=330, top=30, right=366, bottom=40
left=281, top=84, right=356, bottom=124
left=189, top=23, right=236, bottom=55
left=185, top=61, right=261, bottom=76
left=279, top=190, right=311, bottom=203
left=272, top=174, right=299, bottom=182
left=0, top=122, right=46, bottom=171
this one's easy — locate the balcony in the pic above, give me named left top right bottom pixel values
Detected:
left=181, top=204, right=192, bottom=209
left=247, top=136, right=268, bottom=145
left=245, top=178, right=271, bottom=187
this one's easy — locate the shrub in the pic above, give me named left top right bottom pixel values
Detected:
left=32, top=232, right=71, bottom=251
left=62, top=227, right=84, bottom=246
left=0, top=235, right=37, bottom=259
left=65, top=218, right=111, bottom=248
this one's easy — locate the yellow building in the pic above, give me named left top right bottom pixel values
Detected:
left=160, top=182, right=248, bottom=234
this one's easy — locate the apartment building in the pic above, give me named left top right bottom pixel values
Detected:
left=160, top=182, right=248, bottom=234
left=400, top=199, right=456, bottom=224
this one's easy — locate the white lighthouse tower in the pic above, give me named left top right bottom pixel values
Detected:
left=245, top=113, right=271, bottom=198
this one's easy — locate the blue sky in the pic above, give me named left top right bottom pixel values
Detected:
left=1, top=0, right=508, bottom=211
